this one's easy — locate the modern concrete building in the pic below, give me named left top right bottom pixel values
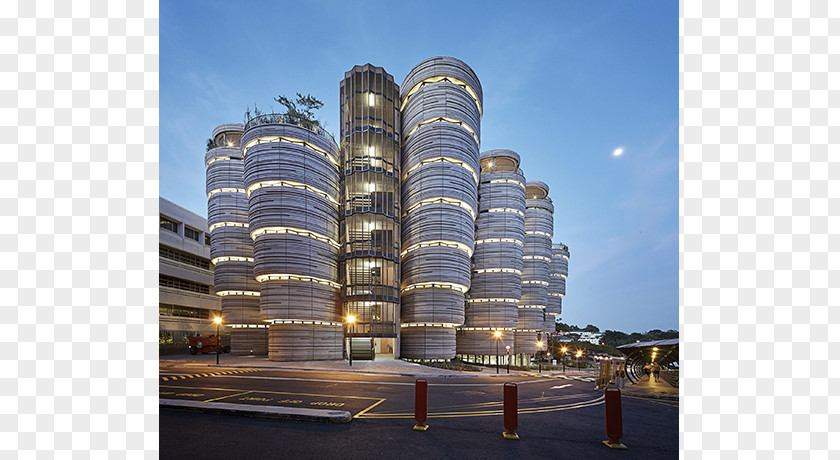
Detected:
left=548, top=242, right=570, bottom=327
left=205, top=123, right=267, bottom=355
left=515, top=181, right=554, bottom=355
left=456, top=149, right=525, bottom=363
left=241, top=117, right=343, bottom=361
left=399, top=56, right=482, bottom=359
left=159, top=197, right=222, bottom=354
left=187, top=56, right=573, bottom=362
left=339, top=65, right=402, bottom=359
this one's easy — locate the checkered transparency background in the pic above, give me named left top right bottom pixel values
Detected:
left=681, top=0, right=839, bottom=458
left=0, top=0, right=836, bottom=457
left=0, top=0, right=159, bottom=457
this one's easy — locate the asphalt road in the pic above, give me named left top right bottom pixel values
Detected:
left=160, top=366, right=678, bottom=459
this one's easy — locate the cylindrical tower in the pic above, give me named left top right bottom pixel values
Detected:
left=242, top=118, right=342, bottom=361
left=205, top=123, right=267, bottom=354
left=549, top=242, right=570, bottom=321
left=400, top=56, right=483, bottom=359
left=456, top=150, right=524, bottom=361
left=339, top=64, right=402, bottom=358
left=515, top=180, right=554, bottom=354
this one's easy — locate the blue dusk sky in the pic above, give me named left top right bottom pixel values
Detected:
left=160, top=0, right=678, bottom=334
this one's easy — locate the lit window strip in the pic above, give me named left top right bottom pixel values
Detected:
left=216, top=290, right=260, bottom=297
left=487, top=207, right=524, bottom=217
left=209, top=221, right=249, bottom=232
left=475, top=238, right=523, bottom=246
left=404, top=117, right=479, bottom=146
left=473, top=268, right=521, bottom=274
left=400, top=75, right=482, bottom=115
left=467, top=298, right=519, bottom=303
left=489, top=179, right=525, bottom=188
left=525, top=231, right=553, bottom=238
left=401, top=239, right=473, bottom=257
left=523, top=280, right=550, bottom=286
left=517, top=305, right=547, bottom=309
left=401, top=282, right=469, bottom=294
left=457, top=327, right=515, bottom=331
left=403, top=156, right=478, bottom=184
left=205, top=156, right=232, bottom=166
left=545, top=312, right=560, bottom=316
left=549, top=293, right=564, bottom=297
left=400, top=322, right=462, bottom=328
left=246, top=180, right=339, bottom=205
left=207, top=187, right=246, bottom=198
left=230, top=324, right=270, bottom=328
left=211, top=256, right=254, bottom=264
left=523, top=255, right=552, bottom=262
left=269, top=319, right=343, bottom=326
left=404, top=197, right=476, bottom=219
left=250, top=226, right=341, bottom=249
left=242, top=135, right=339, bottom=166
left=514, top=328, right=541, bottom=333
left=256, top=273, right=341, bottom=289
left=550, top=273, right=568, bottom=278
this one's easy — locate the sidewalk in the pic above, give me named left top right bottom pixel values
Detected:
left=159, top=353, right=599, bottom=379
left=616, top=375, right=679, bottom=401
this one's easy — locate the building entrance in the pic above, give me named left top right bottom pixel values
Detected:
left=373, top=338, right=395, bottom=359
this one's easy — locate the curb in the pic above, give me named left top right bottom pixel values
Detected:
left=620, top=392, right=679, bottom=402
left=159, top=399, right=352, bottom=423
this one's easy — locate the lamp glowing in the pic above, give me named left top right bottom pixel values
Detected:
left=494, top=330, right=502, bottom=338
left=536, top=341, right=544, bottom=348
left=368, top=93, right=375, bottom=106
left=214, top=317, right=222, bottom=324
left=346, top=315, right=356, bottom=324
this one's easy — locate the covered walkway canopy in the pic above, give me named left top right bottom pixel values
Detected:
left=617, top=338, right=679, bottom=384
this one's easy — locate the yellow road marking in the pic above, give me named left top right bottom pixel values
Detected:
left=353, top=398, right=387, bottom=419
left=162, top=377, right=168, bottom=381
left=204, top=390, right=253, bottom=403
left=358, top=395, right=605, bottom=419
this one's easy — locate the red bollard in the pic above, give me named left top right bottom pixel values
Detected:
left=502, top=382, right=519, bottom=440
left=602, top=387, right=628, bottom=449
left=413, top=379, right=428, bottom=431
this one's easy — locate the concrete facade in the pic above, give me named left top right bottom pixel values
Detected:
left=159, top=197, right=222, bottom=354
left=205, top=124, right=267, bottom=355
left=399, top=57, right=482, bottom=359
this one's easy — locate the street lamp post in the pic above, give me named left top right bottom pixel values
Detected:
left=576, top=350, right=582, bottom=373
left=536, top=341, right=544, bottom=373
left=494, top=330, right=502, bottom=374
left=561, top=346, right=567, bottom=373
left=214, top=316, right=222, bottom=365
left=505, top=345, right=511, bottom=374
left=346, top=315, right=356, bottom=367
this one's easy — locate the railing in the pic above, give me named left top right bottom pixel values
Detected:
left=243, top=113, right=338, bottom=149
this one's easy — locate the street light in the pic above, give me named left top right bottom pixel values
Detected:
left=536, top=340, right=544, bottom=373
left=214, top=316, right=222, bottom=365
left=505, top=345, right=511, bottom=374
left=561, top=346, right=568, bottom=373
left=494, top=330, right=502, bottom=374
left=575, top=349, right=582, bottom=372
left=346, top=315, right=356, bottom=366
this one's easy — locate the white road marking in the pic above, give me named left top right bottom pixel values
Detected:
left=551, top=384, right=573, bottom=389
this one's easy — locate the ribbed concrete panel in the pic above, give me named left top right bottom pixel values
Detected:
left=230, top=327, right=269, bottom=355
left=457, top=150, right=524, bottom=356
left=514, top=329, right=541, bottom=354
left=400, top=57, right=482, bottom=359
left=456, top=329, right=512, bottom=356
left=242, top=122, right=342, bottom=361
left=400, top=326, right=456, bottom=359
left=516, top=181, right=554, bottom=350
left=548, top=243, right=570, bottom=319
left=268, top=323, right=342, bottom=361
left=206, top=124, right=265, bottom=354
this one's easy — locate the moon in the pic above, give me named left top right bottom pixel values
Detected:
left=613, top=147, right=624, bottom=157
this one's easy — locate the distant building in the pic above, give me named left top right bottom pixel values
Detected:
left=159, top=197, right=222, bottom=354
left=569, top=330, right=603, bottom=345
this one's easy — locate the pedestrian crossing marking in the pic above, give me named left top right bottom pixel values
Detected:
left=160, top=369, right=259, bottom=381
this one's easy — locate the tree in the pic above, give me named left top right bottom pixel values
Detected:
left=583, top=324, right=600, bottom=333
left=274, top=92, right=323, bottom=129
left=205, top=138, right=215, bottom=152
